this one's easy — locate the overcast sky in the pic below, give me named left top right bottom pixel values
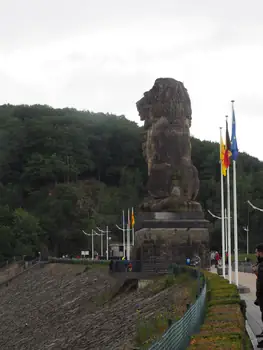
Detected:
left=0, top=0, right=262, bottom=159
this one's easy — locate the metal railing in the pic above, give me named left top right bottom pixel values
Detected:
left=232, top=261, right=253, bottom=273
left=149, top=281, right=207, bottom=350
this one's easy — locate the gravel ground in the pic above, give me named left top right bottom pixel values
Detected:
left=0, top=264, right=193, bottom=350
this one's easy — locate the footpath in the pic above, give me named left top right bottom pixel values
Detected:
left=211, top=267, right=260, bottom=349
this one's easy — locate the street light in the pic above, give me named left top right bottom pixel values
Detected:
left=247, top=200, right=263, bottom=212
left=96, top=226, right=111, bottom=260
left=243, top=226, right=249, bottom=255
left=93, top=230, right=104, bottom=257
left=116, top=223, right=132, bottom=260
left=207, top=209, right=232, bottom=254
left=82, top=230, right=94, bottom=260
left=116, top=210, right=126, bottom=258
left=207, top=209, right=233, bottom=279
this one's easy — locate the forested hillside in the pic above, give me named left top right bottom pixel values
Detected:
left=0, top=104, right=262, bottom=259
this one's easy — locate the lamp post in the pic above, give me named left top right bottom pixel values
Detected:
left=207, top=209, right=232, bottom=278
left=96, top=226, right=111, bottom=260
left=82, top=230, right=94, bottom=260
left=243, top=226, right=249, bottom=255
left=116, top=223, right=131, bottom=258
left=95, top=231, right=104, bottom=257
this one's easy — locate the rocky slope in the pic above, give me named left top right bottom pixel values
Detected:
left=0, top=263, right=194, bottom=350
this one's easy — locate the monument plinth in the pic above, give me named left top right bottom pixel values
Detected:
left=134, top=78, right=209, bottom=267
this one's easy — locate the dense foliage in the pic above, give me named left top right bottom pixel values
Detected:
left=0, top=104, right=262, bottom=259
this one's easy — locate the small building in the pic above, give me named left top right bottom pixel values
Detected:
left=109, top=242, right=124, bottom=258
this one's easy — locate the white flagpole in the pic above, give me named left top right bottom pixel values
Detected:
left=232, top=100, right=239, bottom=287
left=122, top=210, right=126, bottom=258
left=225, top=115, right=232, bottom=284
left=233, top=160, right=238, bottom=286
left=106, top=226, right=109, bottom=261
left=220, top=127, right=226, bottom=278
left=127, top=208, right=130, bottom=260
left=132, top=207, right=135, bottom=246
left=227, top=168, right=232, bottom=283
left=225, top=208, right=228, bottom=255
left=91, top=229, right=94, bottom=260
left=100, top=233, right=103, bottom=257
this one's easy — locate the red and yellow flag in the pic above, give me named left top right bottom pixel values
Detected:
left=131, top=209, right=135, bottom=228
left=223, top=119, right=232, bottom=170
left=220, top=134, right=226, bottom=176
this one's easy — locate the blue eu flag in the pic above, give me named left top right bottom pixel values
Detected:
left=231, top=103, right=239, bottom=161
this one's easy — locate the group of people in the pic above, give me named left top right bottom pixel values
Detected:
left=210, top=251, right=229, bottom=266
left=109, top=257, right=133, bottom=272
left=210, top=251, right=221, bottom=266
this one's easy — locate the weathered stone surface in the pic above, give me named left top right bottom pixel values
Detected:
left=136, top=211, right=209, bottom=230
left=134, top=78, right=209, bottom=266
left=136, top=78, right=201, bottom=212
left=0, top=263, right=194, bottom=350
left=132, top=228, right=210, bottom=268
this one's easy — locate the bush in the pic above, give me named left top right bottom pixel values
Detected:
left=188, top=271, right=252, bottom=350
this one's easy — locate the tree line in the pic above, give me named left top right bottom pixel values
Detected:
left=0, top=104, right=261, bottom=260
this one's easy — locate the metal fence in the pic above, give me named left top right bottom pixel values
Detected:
left=149, top=282, right=207, bottom=350
left=232, top=262, right=253, bottom=273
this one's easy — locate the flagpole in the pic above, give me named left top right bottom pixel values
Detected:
left=127, top=208, right=130, bottom=260
left=232, top=100, right=239, bottom=287
left=132, top=207, right=135, bottom=246
left=220, top=127, right=226, bottom=278
left=225, top=207, right=228, bottom=275
left=225, top=208, right=228, bottom=255
left=122, top=210, right=126, bottom=258
left=233, top=159, right=238, bottom=286
left=227, top=167, right=232, bottom=283
left=226, top=115, right=232, bottom=284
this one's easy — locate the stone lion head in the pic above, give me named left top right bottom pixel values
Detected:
left=136, top=78, right=192, bottom=129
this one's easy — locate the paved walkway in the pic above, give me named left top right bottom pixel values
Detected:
left=211, top=268, right=260, bottom=349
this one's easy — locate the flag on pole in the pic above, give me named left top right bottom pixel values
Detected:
left=224, top=119, right=232, bottom=169
left=131, top=208, right=135, bottom=228
left=220, top=133, right=227, bottom=176
left=127, top=209, right=130, bottom=227
left=231, top=103, right=238, bottom=161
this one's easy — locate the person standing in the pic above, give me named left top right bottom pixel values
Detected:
left=210, top=251, right=215, bottom=266
left=215, top=251, right=220, bottom=267
left=255, top=244, right=263, bottom=347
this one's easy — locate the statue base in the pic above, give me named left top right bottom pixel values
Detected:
left=133, top=212, right=210, bottom=268
left=140, top=198, right=202, bottom=213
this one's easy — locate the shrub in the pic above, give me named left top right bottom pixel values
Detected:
left=188, top=271, right=252, bottom=350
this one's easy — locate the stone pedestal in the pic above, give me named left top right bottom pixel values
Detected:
left=132, top=211, right=210, bottom=268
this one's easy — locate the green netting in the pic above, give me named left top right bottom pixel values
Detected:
left=149, top=283, right=207, bottom=350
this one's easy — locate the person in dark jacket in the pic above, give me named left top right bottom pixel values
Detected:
left=255, top=244, right=263, bottom=347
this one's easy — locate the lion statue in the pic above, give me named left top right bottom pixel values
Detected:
left=136, top=78, right=200, bottom=212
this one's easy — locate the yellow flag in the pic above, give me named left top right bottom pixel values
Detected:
left=131, top=209, right=135, bottom=228
left=220, top=134, right=226, bottom=176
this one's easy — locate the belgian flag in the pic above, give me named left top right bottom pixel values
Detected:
left=220, top=134, right=226, bottom=176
